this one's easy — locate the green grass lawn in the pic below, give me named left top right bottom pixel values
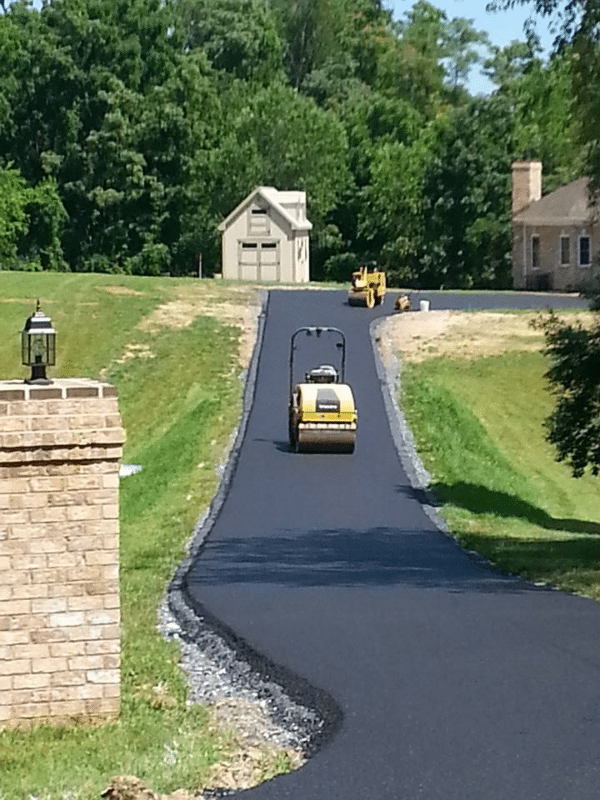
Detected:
left=400, top=345, right=600, bottom=598
left=0, top=272, right=294, bottom=799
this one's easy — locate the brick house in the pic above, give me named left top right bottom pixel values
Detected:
left=219, top=186, right=312, bottom=283
left=511, top=161, right=599, bottom=291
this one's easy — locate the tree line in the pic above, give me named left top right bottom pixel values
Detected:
left=0, top=0, right=595, bottom=287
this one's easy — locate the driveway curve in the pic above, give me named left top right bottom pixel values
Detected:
left=183, top=290, right=600, bottom=800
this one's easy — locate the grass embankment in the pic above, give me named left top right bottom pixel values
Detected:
left=0, top=273, right=293, bottom=799
left=400, top=336, right=600, bottom=598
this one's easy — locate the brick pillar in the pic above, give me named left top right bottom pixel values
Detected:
left=0, top=379, right=125, bottom=728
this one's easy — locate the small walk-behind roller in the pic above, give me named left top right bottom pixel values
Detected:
left=288, top=327, right=357, bottom=453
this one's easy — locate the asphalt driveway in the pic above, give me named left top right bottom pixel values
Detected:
left=183, top=290, right=600, bottom=799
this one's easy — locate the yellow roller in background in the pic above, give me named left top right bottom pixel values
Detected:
left=348, top=263, right=386, bottom=308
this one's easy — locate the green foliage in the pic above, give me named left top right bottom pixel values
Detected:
left=0, top=166, right=66, bottom=269
left=358, top=132, right=431, bottom=279
left=23, top=177, right=69, bottom=270
left=217, top=80, right=351, bottom=237
left=0, top=0, right=587, bottom=285
left=572, top=30, right=600, bottom=193
left=417, top=97, right=514, bottom=288
left=583, top=275, right=600, bottom=311
left=0, top=165, right=30, bottom=263
left=392, top=1, right=447, bottom=113
left=483, top=33, right=542, bottom=87
left=537, top=311, right=600, bottom=476
left=176, top=0, right=284, bottom=83
left=322, top=250, right=360, bottom=282
left=268, top=0, right=392, bottom=91
left=442, top=16, right=490, bottom=90
left=490, top=0, right=600, bottom=190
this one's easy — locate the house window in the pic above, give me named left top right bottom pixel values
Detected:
left=579, top=235, right=591, bottom=266
left=531, top=235, right=540, bottom=270
left=560, top=236, right=570, bottom=266
left=249, top=208, right=268, bottom=234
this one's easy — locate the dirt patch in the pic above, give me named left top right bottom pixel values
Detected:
left=115, top=343, right=156, bottom=365
left=136, top=287, right=261, bottom=368
left=0, top=297, right=40, bottom=303
left=99, top=286, right=148, bottom=296
left=377, top=309, right=595, bottom=366
left=205, top=698, right=305, bottom=793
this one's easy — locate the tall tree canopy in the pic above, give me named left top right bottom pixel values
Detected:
left=0, top=0, right=587, bottom=283
left=488, top=0, right=600, bottom=190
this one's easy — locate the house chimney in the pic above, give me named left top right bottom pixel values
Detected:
left=511, top=161, right=542, bottom=216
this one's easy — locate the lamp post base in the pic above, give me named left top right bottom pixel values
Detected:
left=26, top=363, right=52, bottom=385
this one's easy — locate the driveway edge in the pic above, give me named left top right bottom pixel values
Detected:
left=163, top=289, right=343, bottom=761
left=371, top=312, right=526, bottom=575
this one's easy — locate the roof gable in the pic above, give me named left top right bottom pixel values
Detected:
left=219, top=186, right=312, bottom=232
left=513, top=177, right=597, bottom=225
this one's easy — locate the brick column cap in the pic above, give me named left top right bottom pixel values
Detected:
left=0, top=379, right=118, bottom=402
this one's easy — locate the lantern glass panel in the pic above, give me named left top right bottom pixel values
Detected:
left=32, top=334, right=46, bottom=363
left=47, top=333, right=56, bottom=366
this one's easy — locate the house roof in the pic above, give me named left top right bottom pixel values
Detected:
left=218, top=186, right=313, bottom=232
left=513, top=177, right=598, bottom=226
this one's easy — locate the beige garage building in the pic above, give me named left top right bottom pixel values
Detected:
left=218, top=186, right=312, bottom=283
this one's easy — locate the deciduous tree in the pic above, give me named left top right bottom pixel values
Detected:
left=537, top=311, right=600, bottom=477
left=0, top=166, right=30, bottom=265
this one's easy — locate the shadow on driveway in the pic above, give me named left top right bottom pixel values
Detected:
left=194, top=524, right=543, bottom=593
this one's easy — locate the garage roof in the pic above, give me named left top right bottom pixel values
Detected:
left=219, top=186, right=313, bottom=232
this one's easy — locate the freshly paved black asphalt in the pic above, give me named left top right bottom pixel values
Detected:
left=184, top=290, right=600, bottom=799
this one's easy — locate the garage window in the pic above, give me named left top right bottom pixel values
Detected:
left=240, top=242, right=258, bottom=261
left=249, top=208, right=268, bottom=234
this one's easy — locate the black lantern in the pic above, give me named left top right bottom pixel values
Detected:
left=21, top=301, right=56, bottom=385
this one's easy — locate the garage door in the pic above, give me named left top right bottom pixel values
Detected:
left=259, top=242, right=279, bottom=281
left=239, top=241, right=279, bottom=281
left=240, top=242, right=258, bottom=280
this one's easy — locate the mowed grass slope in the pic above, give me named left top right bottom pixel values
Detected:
left=0, top=273, right=295, bottom=799
left=400, top=338, right=600, bottom=599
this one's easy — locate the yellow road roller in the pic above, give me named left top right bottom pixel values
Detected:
left=348, top=263, right=386, bottom=308
left=288, top=327, right=357, bottom=453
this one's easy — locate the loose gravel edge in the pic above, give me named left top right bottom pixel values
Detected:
left=161, top=290, right=342, bottom=784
